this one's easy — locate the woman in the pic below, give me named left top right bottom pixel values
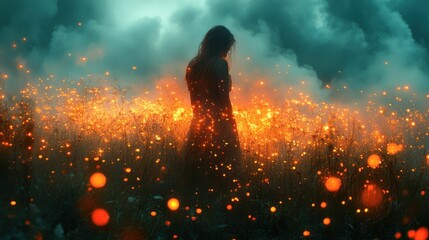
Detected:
left=183, top=26, right=241, bottom=193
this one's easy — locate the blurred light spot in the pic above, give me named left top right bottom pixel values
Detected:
left=361, top=184, right=383, bottom=208
left=323, top=218, right=331, bottom=225
left=90, top=172, right=107, bottom=188
left=167, top=198, right=180, bottom=211
left=303, top=230, right=310, bottom=237
left=415, top=227, right=429, bottom=240
left=91, top=208, right=110, bottom=226
left=325, top=177, right=342, bottom=192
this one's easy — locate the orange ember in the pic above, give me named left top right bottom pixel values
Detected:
left=387, top=143, right=403, bottom=155
left=361, top=184, right=383, bottom=208
left=303, top=230, right=311, bottom=237
left=323, top=218, right=331, bottom=225
left=90, top=172, right=107, bottom=188
left=325, top=177, right=342, bottom=192
left=415, top=227, right=429, bottom=240
left=91, top=208, right=110, bottom=226
left=367, top=154, right=381, bottom=169
left=167, top=198, right=180, bottom=211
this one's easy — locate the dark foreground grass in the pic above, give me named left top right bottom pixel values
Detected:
left=1, top=82, right=429, bottom=239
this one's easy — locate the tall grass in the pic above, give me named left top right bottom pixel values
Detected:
left=0, top=78, right=428, bottom=239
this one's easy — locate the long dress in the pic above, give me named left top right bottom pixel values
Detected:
left=182, top=57, right=242, bottom=192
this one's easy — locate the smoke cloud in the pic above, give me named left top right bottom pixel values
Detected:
left=0, top=0, right=428, bottom=101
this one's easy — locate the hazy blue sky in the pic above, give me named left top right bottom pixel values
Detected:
left=0, top=0, right=428, bottom=99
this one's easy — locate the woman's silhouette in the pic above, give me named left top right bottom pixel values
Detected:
left=183, top=26, right=241, bottom=192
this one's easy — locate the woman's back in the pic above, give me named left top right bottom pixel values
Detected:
left=182, top=26, right=241, bottom=193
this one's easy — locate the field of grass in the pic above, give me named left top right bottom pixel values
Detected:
left=1, top=78, right=428, bottom=239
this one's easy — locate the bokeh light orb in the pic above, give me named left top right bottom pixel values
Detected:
left=361, top=184, right=383, bottom=208
left=367, top=154, right=381, bottom=169
left=387, top=143, right=403, bottom=155
left=303, top=230, right=311, bottom=237
left=325, top=177, right=342, bottom=192
left=90, top=172, right=106, bottom=188
left=167, top=198, right=180, bottom=211
left=415, top=227, right=429, bottom=240
left=91, top=208, right=110, bottom=226
left=323, top=218, right=331, bottom=225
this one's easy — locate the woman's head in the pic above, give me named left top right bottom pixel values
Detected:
left=198, top=25, right=235, bottom=59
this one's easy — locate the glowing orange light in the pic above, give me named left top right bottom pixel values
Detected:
left=196, top=208, right=202, bottom=214
left=270, top=206, right=276, bottom=213
left=361, top=184, right=383, bottom=208
left=226, top=204, right=233, bottom=210
left=91, top=208, right=110, bottom=226
left=387, top=143, right=403, bottom=155
left=150, top=211, right=157, bottom=217
left=367, top=154, right=381, bottom=169
left=324, top=177, right=342, bottom=192
left=167, top=198, right=180, bottom=211
left=415, top=227, right=429, bottom=240
left=323, top=218, right=331, bottom=225
left=394, top=232, right=401, bottom=239
left=408, top=230, right=416, bottom=239
left=81, top=57, right=87, bottom=62
left=320, top=202, right=327, bottom=208
left=10, top=200, right=17, bottom=206
left=426, top=154, right=429, bottom=166
left=124, top=167, right=132, bottom=173
left=90, top=172, right=107, bottom=188
left=303, top=230, right=311, bottom=237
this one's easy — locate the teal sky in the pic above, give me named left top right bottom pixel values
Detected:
left=0, top=0, right=428, bottom=99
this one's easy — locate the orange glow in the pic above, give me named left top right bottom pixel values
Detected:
left=91, top=208, right=110, bottom=226
left=167, top=198, right=180, bottom=211
left=408, top=230, right=416, bottom=239
left=426, top=154, right=429, bottom=166
left=394, top=232, right=401, bottom=239
left=303, top=230, right=311, bottom=237
left=387, top=143, right=403, bottom=155
left=325, top=177, right=342, bottom=192
left=150, top=211, right=157, bottom=217
left=90, top=172, right=107, bottom=188
left=196, top=208, right=202, bottom=214
left=10, top=200, right=17, bottom=206
left=323, top=218, right=331, bottom=225
left=415, top=227, right=429, bottom=240
left=367, top=154, right=381, bottom=169
left=124, top=167, right=132, bottom=173
left=361, top=184, right=383, bottom=208
left=320, top=202, right=327, bottom=208
left=226, top=204, right=233, bottom=210
left=270, top=206, right=277, bottom=213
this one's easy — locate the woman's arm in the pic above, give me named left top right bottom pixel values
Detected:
left=214, top=59, right=233, bottom=114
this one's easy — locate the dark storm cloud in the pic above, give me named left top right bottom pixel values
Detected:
left=209, top=0, right=429, bottom=89
left=0, top=0, right=428, bottom=98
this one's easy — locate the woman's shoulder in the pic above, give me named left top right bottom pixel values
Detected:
left=210, top=58, right=228, bottom=72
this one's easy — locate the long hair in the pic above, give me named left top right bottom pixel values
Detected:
left=187, top=26, right=235, bottom=85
